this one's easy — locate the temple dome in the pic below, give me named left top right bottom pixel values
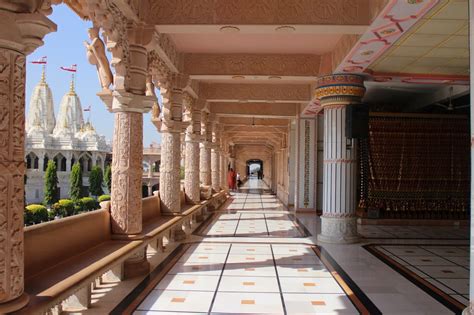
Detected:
left=26, top=70, right=56, bottom=135
left=53, top=80, right=84, bottom=136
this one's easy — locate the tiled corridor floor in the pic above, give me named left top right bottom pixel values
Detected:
left=123, top=179, right=470, bottom=315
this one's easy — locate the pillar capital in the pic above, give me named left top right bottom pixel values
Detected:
left=107, top=90, right=155, bottom=113
left=314, top=74, right=365, bottom=107
left=0, top=9, right=56, bottom=54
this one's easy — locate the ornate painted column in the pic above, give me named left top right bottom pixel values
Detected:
left=211, top=121, right=221, bottom=192
left=0, top=4, right=56, bottom=312
left=159, top=74, right=189, bottom=213
left=315, top=74, right=365, bottom=244
left=199, top=111, right=212, bottom=185
left=183, top=95, right=202, bottom=204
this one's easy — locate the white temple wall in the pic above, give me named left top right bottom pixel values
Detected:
left=288, top=120, right=296, bottom=208
left=295, top=117, right=317, bottom=211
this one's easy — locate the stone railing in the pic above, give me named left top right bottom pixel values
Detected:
left=20, top=188, right=227, bottom=314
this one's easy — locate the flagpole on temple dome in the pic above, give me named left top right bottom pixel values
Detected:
left=60, top=64, right=78, bottom=92
left=30, top=56, right=47, bottom=83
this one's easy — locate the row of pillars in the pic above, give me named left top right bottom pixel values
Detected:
left=0, top=6, right=235, bottom=312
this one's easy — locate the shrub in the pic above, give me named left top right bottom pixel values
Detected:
left=89, top=166, right=104, bottom=197
left=25, top=204, right=48, bottom=225
left=44, top=160, right=59, bottom=205
left=50, top=199, right=75, bottom=218
left=80, top=197, right=99, bottom=211
left=70, top=162, right=83, bottom=200
left=98, top=194, right=111, bottom=202
left=104, top=165, right=112, bottom=193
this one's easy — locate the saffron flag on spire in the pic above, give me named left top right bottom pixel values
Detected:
left=31, top=56, right=47, bottom=64
left=60, top=64, right=77, bottom=72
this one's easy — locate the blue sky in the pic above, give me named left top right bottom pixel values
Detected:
left=26, top=4, right=161, bottom=147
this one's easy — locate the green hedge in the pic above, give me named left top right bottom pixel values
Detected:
left=98, top=194, right=111, bottom=202
left=25, top=204, right=48, bottom=225
left=50, top=199, right=74, bottom=218
left=79, top=197, right=99, bottom=212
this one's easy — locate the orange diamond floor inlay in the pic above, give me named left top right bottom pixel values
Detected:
left=243, top=281, right=255, bottom=286
left=304, top=282, right=316, bottom=287
left=311, top=300, right=326, bottom=306
left=241, top=300, right=255, bottom=305
left=298, top=268, right=308, bottom=272
left=183, top=280, right=195, bottom=284
left=171, top=297, right=186, bottom=303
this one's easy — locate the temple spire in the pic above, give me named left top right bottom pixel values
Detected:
left=39, top=65, right=46, bottom=84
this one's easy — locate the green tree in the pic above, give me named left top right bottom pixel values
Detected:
left=104, top=165, right=112, bottom=193
left=70, top=162, right=83, bottom=200
left=89, top=166, right=104, bottom=197
left=44, top=160, right=59, bottom=205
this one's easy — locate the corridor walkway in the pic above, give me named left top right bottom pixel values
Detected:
left=117, top=179, right=468, bottom=315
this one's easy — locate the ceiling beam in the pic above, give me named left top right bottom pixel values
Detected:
left=218, top=116, right=290, bottom=126
left=141, top=0, right=372, bottom=26
left=201, top=83, right=311, bottom=102
left=211, top=102, right=297, bottom=117
left=184, top=54, right=320, bottom=77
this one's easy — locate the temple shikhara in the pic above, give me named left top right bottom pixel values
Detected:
left=0, top=0, right=473, bottom=314
left=25, top=69, right=110, bottom=203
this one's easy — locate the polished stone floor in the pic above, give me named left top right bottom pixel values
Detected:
left=130, top=179, right=470, bottom=315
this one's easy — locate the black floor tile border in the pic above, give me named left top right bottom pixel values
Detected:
left=314, top=246, right=382, bottom=315
left=110, top=244, right=189, bottom=315
left=192, top=211, right=311, bottom=238
left=111, top=241, right=383, bottom=315
left=364, top=243, right=467, bottom=315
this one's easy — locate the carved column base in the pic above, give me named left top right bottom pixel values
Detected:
left=0, top=293, right=29, bottom=314
left=317, top=216, right=359, bottom=244
left=463, top=307, right=471, bottom=315
left=123, top=248, right=150, bottom=279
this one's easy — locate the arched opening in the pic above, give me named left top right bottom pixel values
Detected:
left=79, top=153, right=92, bottom=173
left=26, top=152, right=39, bottom=169
left=43, top=155, right=49, bottom=172
left=54, top=153, right=67, bottom=172
left=246, top=159, right=264, bottom=179
left=70, top=155, right=76, bottom=170
left=96, top=157, right=102, bottom=168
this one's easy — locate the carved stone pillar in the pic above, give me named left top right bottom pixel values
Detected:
left=200, top=111, right=212, bottom=186
left=315, top=75, right=365, bottom=244
left=211, top=122, right=221, bottom=192
left=159, top=74, right=189, bottom=213
left=0, top=5, right=56, bottom=312
left=183, top=95, right=202, bottom=204
left=110, top=109, right=144, bottom=235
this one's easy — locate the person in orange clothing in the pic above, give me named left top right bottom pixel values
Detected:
left=227, top=168, right=236, bottom=191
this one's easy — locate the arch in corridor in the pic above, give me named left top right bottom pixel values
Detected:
left=246, top=159, right=264, bottom=179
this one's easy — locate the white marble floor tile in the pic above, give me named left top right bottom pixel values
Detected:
left=218, top=276, right=280, bottom=293
left=279, top=277, right=344, bottom=294
left=137, top=290, right=214, bottom=313
left=211, top=292, right=284, bottom=314
left=155, top=274, right=220, bottom=292
left=283, top=293, right=358, bottom=315
left=223, top=263, right=277, bottom=277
